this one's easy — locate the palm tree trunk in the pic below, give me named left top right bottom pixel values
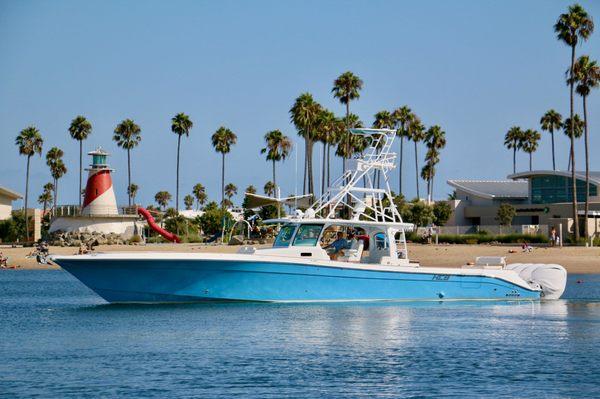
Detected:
left=221, top=153, right=225, bottom=207
left=321, top=143, right=326, bottom=197
left=307, top=139, right=314, bottom=196
left=272, top=159, right=276, bottom=191
left=513, top=147, right=516, bottom=174
left=79, top=140, right=83, bottom=208
left=127, top=149, right=132, bottom=207
left=414, top=141, right=420, bottom=199
left=569, top=44, right=579, bottom=241
left=176, top=135, right=181, bottom=211
left=303, top=139, right=308, bottom=195
left=399, top=136, right=404, bottom=194
left=54, top=179, right=58, bottom=213
left=24, top=156, right=30, bottom=242
left=551, top=131, right=556, bottom=171
left=529, top=153, right=532, bottom=171
left=583, top=95, right=590, bottom=239
left=431, top=173, right=435, bottom=203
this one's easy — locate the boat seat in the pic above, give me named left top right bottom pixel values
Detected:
left=339, top=239, right=364, bottom=263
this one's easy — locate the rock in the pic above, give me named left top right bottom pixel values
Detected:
left=229, top=235, right=244, bottom=245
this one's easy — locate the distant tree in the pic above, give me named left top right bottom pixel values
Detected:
left=497, top=203, right=516, bottom=226
left=46, top=147, right=67, bottom=211
left=521, top=129, right=541, bottom=171
left=432, top=201, right=452, bottom=226
left=406, top=200, right=434, bottom=227
left=171, top=112, right=193, bottom=211
left=68, top=115, right=92, bottom=207
left=423, top=125, right=446, bottom=201
left=211, top=127, right=237, bottom=206
left=332, top=71, right=363, bottom=175
left=392, top=106, right=414, bottom=194
left=408, top=117, right=426, bottom=198
left=38, top=182, right=54, bottom=215
left=113, top=119, right=142, bottom=206
left=540, top=110, right=562, bottom=170
left=563, top=115, right=584, bottom=170
left=264, top=181, right=276, bottom=197
left=260, top=129, right=292, bottom=195
left=245, top=185, right=257, bottom=195
left=504, top=126, right=524, bottom=174
left=198, top=201, right=232, bottom=236
left=224, top=183, right=237, bottom=205
left=290, top=93, right=322, bottom=196
left=554, top=3, right=594, bottom=241
left=192, top=183, right=207, bottom=210
left=572, top=55, right=600, bottom=239
left=154, top=191, right=172, bottom=211
left=165, top=207, right=178, bottom=218
left=447, top=190, right=457, bottom=200
left=16, top=126, right=43, bottom=241
left=184, top=194, right=194, bottom=210
left=127, top=183, right=139, bottom=205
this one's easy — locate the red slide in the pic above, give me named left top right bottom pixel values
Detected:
left=137, top=207, right=181, bottom=243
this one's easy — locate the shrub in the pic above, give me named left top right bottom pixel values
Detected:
left=432, top=202, right=452, bottom=226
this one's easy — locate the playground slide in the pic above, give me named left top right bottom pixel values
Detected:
left=137, top=207, right=181, bottom=243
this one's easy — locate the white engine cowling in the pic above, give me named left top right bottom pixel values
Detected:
left=505, top=263, right=567, bottom=300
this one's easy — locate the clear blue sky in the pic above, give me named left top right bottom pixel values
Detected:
left=1, top=0, right=599, bottom=208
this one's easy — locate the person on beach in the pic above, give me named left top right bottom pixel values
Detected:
left=550, top=227, right=557, bottom=247
left=0, top=252, right=8, bottom=268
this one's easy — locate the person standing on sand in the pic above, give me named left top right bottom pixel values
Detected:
left=550, top=226, right=557, bottom=247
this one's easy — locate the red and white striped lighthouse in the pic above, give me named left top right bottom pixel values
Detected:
left=81, top=148, right=118, bottom=216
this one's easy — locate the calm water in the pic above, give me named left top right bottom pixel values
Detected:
left=1, top=271, right=599, bottom=398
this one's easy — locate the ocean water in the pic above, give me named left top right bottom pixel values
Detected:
left=1, top=271, right=599, bottom=398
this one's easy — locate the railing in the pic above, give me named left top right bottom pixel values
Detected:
left=50, top=205, right=139, bottom=218
left=435, top=225, right=549, bottom=236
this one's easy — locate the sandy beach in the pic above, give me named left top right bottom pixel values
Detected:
left=1, top=243, right=599, bottom=274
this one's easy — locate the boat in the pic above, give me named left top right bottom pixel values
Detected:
left=51, top=128, right=567, bottom=303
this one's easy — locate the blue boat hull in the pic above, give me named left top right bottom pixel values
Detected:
left=56, top=258, right=541, bottom=303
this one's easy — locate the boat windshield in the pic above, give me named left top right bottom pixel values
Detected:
left=273, top=224, right=296, bottom=247
left=292, top=224, right=324, bottom=247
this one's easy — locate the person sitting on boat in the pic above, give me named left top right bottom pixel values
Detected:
left=324, top=231, right=350, bottom=260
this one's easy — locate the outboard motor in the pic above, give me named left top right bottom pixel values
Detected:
left=505, top=264, right=567, bottom=300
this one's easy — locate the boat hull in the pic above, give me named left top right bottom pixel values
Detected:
left=55, top=257, right=541, bottom=303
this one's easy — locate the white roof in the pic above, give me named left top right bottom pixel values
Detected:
left=0, top=186, right=22, bottom=200
left=508, top=170, right=600, bottom=186
left=447, top=180, right=528, bottom=200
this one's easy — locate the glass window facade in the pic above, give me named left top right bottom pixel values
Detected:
left=530, top=175, right=597, bottom=204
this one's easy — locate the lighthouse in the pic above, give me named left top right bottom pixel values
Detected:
left=49, top=146, right=142, bottom=239
left=82, top=148, right=118, bottom=216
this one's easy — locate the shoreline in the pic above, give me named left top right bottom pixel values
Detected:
left=1, top=243, right=599, bottom=274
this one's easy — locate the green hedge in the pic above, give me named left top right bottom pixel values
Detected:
left=406, top=232, right=549, bottom=244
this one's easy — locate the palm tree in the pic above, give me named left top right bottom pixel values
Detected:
left=504, top=126, right=524, bottom=173
left=290, top=93, right=322, bottom=196
left=563, top=115, right=584, bottom=170
left=424, top=125, right=446, bottom=202
left=192, top=183, right=207, bottom=210
left=392, top=106, right=413, bottom=194
left=211, top=127, right=237, bottom=206
left=407, top=117, right=426, bottom=199
left=171, top=113, right=193, bottom=211
left=46, top=147, right=67, bottom=211
left=16, top=127, right=43, bottom=241
left=245, top=185, right=257, bottom=195
left=554, top=3, right=594, bottom=240
left=260, top=130, right=292, bottom=195
left=264, top=181, right=276, bottom=197
left=332, top=71, right=363, bottom=175
left=521, top=129, right=541, bottom=171
left=313, top=110, right=339, bottom=195
left=372, top=110, right=395, bottom=188
left=113, top=119, right=142, bottom=206
left=68, top=116, right=92, bottom=208
left=540, top=110, right=562, bottom=171
left=184, top=194, right=194, bottom=210
left=572, top=55, right=600, bottom=239
left=127, top=183, right=139, bottom=205
left=224, top=183, right=237, bottom=205
left=38, top=182, right=54, bottom=215
left=154, top=191, right=172, bottom=211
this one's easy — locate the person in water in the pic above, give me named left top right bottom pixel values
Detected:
left=324, top=231, right=350, bottom=260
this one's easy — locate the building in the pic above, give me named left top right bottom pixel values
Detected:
left=49, top=148, right=142, bottom=238
left=0, top=186, right=22, bottom=220
left=447, top=170, right=600, bottom=237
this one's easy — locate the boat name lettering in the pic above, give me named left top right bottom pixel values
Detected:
left=432, top=275, right=450, bottom=281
